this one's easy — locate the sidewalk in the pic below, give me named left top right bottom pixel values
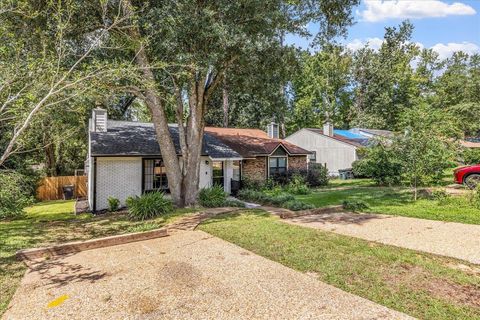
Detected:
left=281, top=210, right=480, bottom=264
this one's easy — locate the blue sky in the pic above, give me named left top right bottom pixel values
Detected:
left=286, top=0, right=480, bottom=59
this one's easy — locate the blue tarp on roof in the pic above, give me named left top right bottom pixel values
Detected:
left=333, top=129, right=365, bottom=139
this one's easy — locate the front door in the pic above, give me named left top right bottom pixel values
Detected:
left=212, top=161, right=224, bottom=188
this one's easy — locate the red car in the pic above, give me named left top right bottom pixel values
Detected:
left=454, top=164, right=480, bottom=189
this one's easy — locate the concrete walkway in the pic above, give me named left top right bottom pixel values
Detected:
left=282, top=211, right=480, bottom=264
left=4, top=231, right=411, bottom=320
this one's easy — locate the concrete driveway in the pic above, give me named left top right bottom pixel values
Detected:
left=4, top=230, right=411, bottom=320
left=285, top=212, right=480, bottom=264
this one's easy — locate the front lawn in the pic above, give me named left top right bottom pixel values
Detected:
left=297, top=181, right=480, bottom=225
left=199, top=210, right=480, bottom=320
left=0, top=200, right=197, bottom=315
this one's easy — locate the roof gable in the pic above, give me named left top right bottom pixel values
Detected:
left=205, top=127, right=310, bottom=158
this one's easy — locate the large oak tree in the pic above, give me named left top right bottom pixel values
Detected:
left=111, top=0, right=360, bottom=206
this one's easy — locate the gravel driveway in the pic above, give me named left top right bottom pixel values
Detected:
left=4, top=230, right=411, bottom=320
left=285, top=212, right=480, bottom=264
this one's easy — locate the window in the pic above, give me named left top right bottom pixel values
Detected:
left=308, top=151, right=316, bottom=162
left=269, top=157, right=287, bottom=178
left=232, top=160, right=241, bottom=181
left=269, top=146, right=288, bottom=178
left=143, top=159, right=168, bottom=192
left=212, top=161, right=224, bottom=187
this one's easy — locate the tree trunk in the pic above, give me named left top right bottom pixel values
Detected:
left=222, top=75, right=229, bottom=127
left=123, top=0, right=221, bottom=207
left=128, top=23, right=204, bottom=207
left=133, top=44, right=184, bottom=206
left=44, top=141, right=56, bottom=177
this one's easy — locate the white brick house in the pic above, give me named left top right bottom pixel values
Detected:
left=87, top=109, right=310, bottom=211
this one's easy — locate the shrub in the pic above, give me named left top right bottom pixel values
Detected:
left=126, top=192, right=173, bottom=221
left=0, top=171, right=34, bottom=219
left=470, top=185, right=480, bottom=209
left=269, top=193, right=295, bottom=205
left=305, top=164, right=329, bottom=187
left=285, top=174, right=310, bottom=195
left=198, top=186, right=227, bottom=208
left=461, top=148, right=480, bottom=165
left=241, top=177, right=264, bottom=190
left=282, top=200, right=314, bottom=211
left=237, top=188, right=313, bottom=210
left=107, top=196, right=120, bottom=212
left=431, top=189, right=451, bottom=205
left=352, top=143, right=402, bottom=186
left=222, top=199, right=246, bottom=208
left=342, top=200, right=369, bottom=212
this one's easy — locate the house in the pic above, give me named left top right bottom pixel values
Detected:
left=87, top=109, right=310, bottom=211
left=285, top=123, right=392, bottom=176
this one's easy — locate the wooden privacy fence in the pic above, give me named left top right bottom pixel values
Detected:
left=37, top=176, right=87, bottom=201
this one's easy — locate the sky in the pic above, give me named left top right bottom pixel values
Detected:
left=285, top=0, right=480, bottom=59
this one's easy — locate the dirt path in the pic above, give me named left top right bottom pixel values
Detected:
left=4, top=230, right=411, bottom=320
left=282, top=211, right=480, bottom=264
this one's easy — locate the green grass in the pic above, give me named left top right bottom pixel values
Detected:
left=199, top=210, right=480, bottom=320
left=0, top=200, right=197, bottom=315
left=297, top=180, right=480, bottom=225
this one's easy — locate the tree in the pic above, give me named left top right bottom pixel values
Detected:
left=396, top=104, right=459, bottom=200
left=205, top=41, right=299, bottom=131
left=0, top=1, right=132, bottom=168
left=113, top=0, right=359, bottom=206
left=289, top=45, right=352, bottom=133
left=351, top=21, right=419, bottom=129
left=352, top=141, right=402, bottom=186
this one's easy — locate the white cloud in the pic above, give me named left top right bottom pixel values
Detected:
left=346, top=38, right=479, bottom=59
left=359, top=0, right=476, bottom=22
left=346, top=37, right=384, bottom=51
left=431, top=42, right=480, bottom=59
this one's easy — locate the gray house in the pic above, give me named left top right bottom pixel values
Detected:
left=87, top=109, right=310, bottom=211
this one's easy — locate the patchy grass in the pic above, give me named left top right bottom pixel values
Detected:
left=199, top=210, right=480, bottom=320
left=297, top=181, right=480, bottom=225
left=0, top=200, right=197, bottom=315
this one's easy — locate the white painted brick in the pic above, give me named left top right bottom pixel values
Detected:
left=95, top=157, right=142, bottom=210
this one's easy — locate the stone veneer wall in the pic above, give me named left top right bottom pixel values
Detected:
left=242, top=157, right=267, bottom=181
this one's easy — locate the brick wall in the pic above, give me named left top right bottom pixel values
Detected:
left=288, top=155, right=308, bottom=171
left=242, top=155, right=308, bottom=182
left=242, top=157, right=267, bottom=181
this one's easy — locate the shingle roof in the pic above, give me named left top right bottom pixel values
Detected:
left=90, top=121, right=242, bottom=158
left=205, top=127, right=311, bottom=158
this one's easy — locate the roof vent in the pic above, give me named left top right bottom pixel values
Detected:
left=323, top=122, right=333, bottom=137
left=267, top=122, right=279, bottom=139
left=92, top=108, right=107, bottom=132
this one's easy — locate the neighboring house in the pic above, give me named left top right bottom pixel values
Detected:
left=285, top=123, right=392, bottom=176
left=87, top=109, right=309, bottom=211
